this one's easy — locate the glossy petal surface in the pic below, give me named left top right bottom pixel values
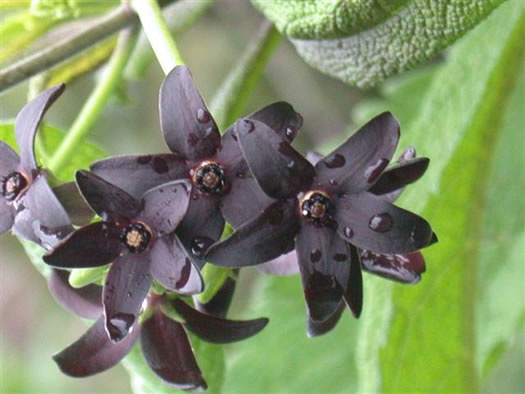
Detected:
left=0, top=140, right=20, bottom=177
left=90, top=153, right=188, bottom=199
left=344, top=245, right=363, bottom=318
left=141, top=309, right=206, bottom=390
left=369, top=157, right=429, bottom=196
left=53, top=316, right=140, bottom=377
left=360, top=250, right=426, bottom=284
left=138, top=180, right=191, bottom=236
left=103, top=254, right=152, bottom=342
left=257, top=250, right=300, bottom=276
left=173, top=299, right=268, bottom=344
left=13, top=176, right=72, bottom=247
left=76, top=171, right=141, bottom=221
left=196, top=276, right=237, bottom=318
left=47, top=269, right=102, bottom=319
left=205, top=201, right=299, bottom=267
left=15, top=84, right=65, bottom=172
left=43, top=222, right=122, bottom=269
left=307, top=302, right=345, bottom=338
left=149, top=236, right=203, bottom=294
left=237, top=119, right=315, bottom=199
left=0, top=198, right=14, bottom=235
left=336, top=192, right=433, bottom=254
left=296, top=224, right=350, bottom=322
left=160, top=65, right=220, bottom=161
left=315, top=112, right=399, bottom=194
left=53, top=182, right=94, bottom=226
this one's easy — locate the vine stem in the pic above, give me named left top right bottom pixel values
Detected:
left=130, top=0, right=184, bottom=73
left=48, top=27, right=138, bottom=174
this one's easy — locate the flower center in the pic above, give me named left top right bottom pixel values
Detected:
left=120, top=222, right=152, bottom=254
left=192, top=161, right=226, bottom=195
left=1, top=171, right=29, bottom=201
left=299, top=191, right=334, bottom=226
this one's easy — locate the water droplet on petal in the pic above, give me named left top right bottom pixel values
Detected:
left=236, top=171, right=246, bottom=178
left=108, top=313, right=135, bottom=340
left=324, top=154, right=346, bottom=169
left=333, top=253, right=347, bottom=262
left=176, top=258, right=192, bottom=288
left=190, top=236, right=214, bottom=257
left=364, top=158, right=389, bottom=183
left=343, top=226, right=354, bottom=239
left=136, top=155, right=152, bottom=165
left=369, top=213, right=393, bottom=232
left=242, top=119, right=254, bottom=132
left=126, top=292, right=132, bottom=298
left=329, top=179, right=338, bottom=186
left=152, top=157, right=169, bottom=174
left=231, top=131, right=238, bottom=141
left=285, top=125, right=297, bottom=140
left=288, top=160, right=295, bottom=168
left=196, top=108, right=211, bottom=123
left=310, top=248, right=322, bottom=263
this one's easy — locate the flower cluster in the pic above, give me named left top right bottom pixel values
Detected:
left=1, top=65, right=436, bottom=390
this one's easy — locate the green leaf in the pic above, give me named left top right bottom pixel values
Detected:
left=30, top=0, right=118, bottom=20
left=0, top=122, right=106, bottom=181
left=196, top=264, right=232, bottom=304
left=254, top=0, right=507, bottom=87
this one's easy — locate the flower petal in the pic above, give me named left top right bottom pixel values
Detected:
left=160, top=65, right=220, bottom=161
left=172, top=299, right=268, bottom=344
left=315, top=112, right=399, bottom=194
left=47, top=269, right=102, bottom=319
left=256, top=250, right=300, bottom=276
left=236, top=119, right=315, bottom=199
left=344, top=245, right=363, bottom=318
left=0, top=198, right=15, bottom=235
left=0, top=140, right=20, bottom=178
left=368, top=157, right=429, bottom=197
left=176, top=192, right=225, bottom=266
left=76, top=170, right=141, bottom=221
left=53, top=316, right=140, bottom=377
left=306, top=302, right=345, bottom=338
left=205, top=201, right=299, bottom=267
left=296, top=224, right=350, bottom=322
left=141, top=309, right=206, bottom=391
left=336, top=191, right=433, bottom=254
left=103, top=254, right=152, bottom=342
left=360, top=250, right=426, bottom=284
left=53, top=182, right=94, bottom=226
left=138, top=180, right=191, bottom=236
left=195, top=275, right=237, bottom=318
left=15, top=84, right=65, bottom=172
left=90, top=153, right=188, bottom=199
left=43, top=222, right=122, bottom=268
left=12, top=175, right=72, bottom=247
left=149, top=235, right=204, bottom=294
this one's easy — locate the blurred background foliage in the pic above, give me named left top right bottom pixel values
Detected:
left=1, top=0, right=523, bottom=393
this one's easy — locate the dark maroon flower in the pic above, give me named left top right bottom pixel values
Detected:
left=205, top=112, right=436, bottom=324
left=53, top=294, right=268, bottom=391
left=0, top=84, right=73, bottom=247
left=89, top=65, right=303, bottom=265
left=44, top=171, right=203, bottom=342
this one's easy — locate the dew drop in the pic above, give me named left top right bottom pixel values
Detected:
left=287, top=160, right=295, bottom=168
left=329, top=179, right=338, bottom=186
left=126, top=291, right=132, bottom=298
left=204, top=126, right=214, bottom=138
left=324, top=153, right=346, bottom=169
left=365, top=158, right=389, bottom=183
left=369, top=213, right=393, bottom=232
left=231, top=131, right=238, bottom=141
left=343, top=226, right=354, bottom=239
left=333, top=253, right=347, bottom=262
left=159, top=188, right=164, bottom=193
left=108, top=313, right=135, bottom=339
left=196, top=108, right=210, bottom=123
left=190, top=236, right=214, bottom=257
left=136, top=155, right=152, bottom=164
left=236, top=171, right=246, bottom=178
left=242, top=119, right=255, bottom=132
left=176, top=259, right=191, bottom=288
left=285, top=125, right=297, bottom=140
left=310, top=248, right=322, bottom=263
left=152, top=157, right=169, bottom=174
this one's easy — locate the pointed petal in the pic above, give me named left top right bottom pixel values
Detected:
left=13, top=175, right=72, bottom=247
left=195, top=276, right=237, bottom=318
left=176, top=193, right=224, bottom=265
left=138, top=180, right=191, bottom=236
left=172, top=299, right=268, bottom=344
left=368, top=157, right=429, bottom=197
left=296, top=224, right=350, bottom=322
left=76, top=170, right=140, bottom=221
left=360, top=250, right=426, bottom=284
left=256, top=250, right=300, bottom=276
left=43, top=222, right=122, bottom=269
left=53, top=316, right=140, bottom=377
left=149, top=236, right=204, bottom=294
left=205, top=201, right=299, bottom=267
left=47, top=269, right=102, bottom=319
left=15, top=84, right=65, bottom=172
left=0, top=140, right=20, bottom=178
left=53, top=182, right=94, bottom=226
left=306, top=302, right=345, bottom=338
left=0, top=198, right=15, bottom=235
left=315, top=112, right=399, bottom=194
left=90, top=153, right=189, bottom=199
left=160, top=65, right=220, bottom=161
left=103, top=254, right=152, bottom=342
left=141, top=309, right=206, bottom=390
left=336, top=192, right=433, bottom=254
left=344, top=245, right=363, bottom=318
left=236, top=119, right=314, bottom=199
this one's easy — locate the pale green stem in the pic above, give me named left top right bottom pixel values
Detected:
left=48, top=27, right=138, bottom=174
left=130, top=0, right=184, bottom=73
